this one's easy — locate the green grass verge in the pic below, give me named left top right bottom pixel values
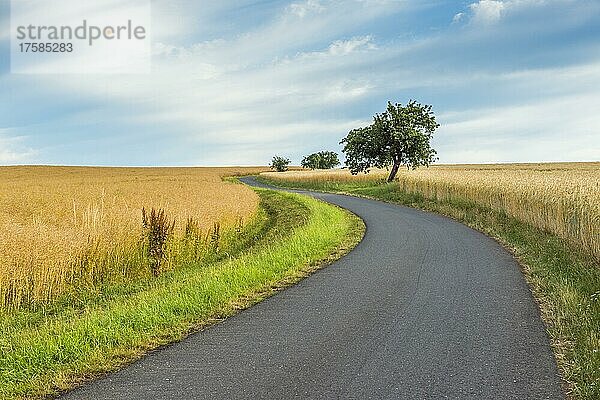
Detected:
left=258, top=176, right=600, bottom=400
left=0, top=189, right=364, bottom=399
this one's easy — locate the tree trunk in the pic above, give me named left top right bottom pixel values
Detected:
left=387, top=163, right=400, bottom=182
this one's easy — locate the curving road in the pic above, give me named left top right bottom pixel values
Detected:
left=63, top=177, right=564, bottom=399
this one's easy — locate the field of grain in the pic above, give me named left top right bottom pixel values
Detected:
left=262, top=163, right=600, bottom=262
left=0, top=166, right=268, bottom=310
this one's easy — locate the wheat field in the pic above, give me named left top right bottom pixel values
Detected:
left=262, top=162, right=600, bottom=262
left=0, top=166, right=268, bottom=310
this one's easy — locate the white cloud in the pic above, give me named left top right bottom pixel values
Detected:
left=437, top=91, right=600, bottom=163
left=0, top=130, right=38, bottom=164
left=322, top=81, right=373, bottom=102
left=452, top=12, right=465, bottom=24
left=21, top=2, right=396, bottom=154
left=289, top=0, right=325, bottom=18
left=469, top=0, right=506, bottom=24
left=459, top=0, right=553, bottom=25
left=328, top=36, right=377, bottom=55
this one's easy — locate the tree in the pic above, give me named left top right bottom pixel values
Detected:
left=270, top=155, right=291, bottom=172
left=341, top=100, right=439, bottom=182
left=301, top=151, right=340, bottom=170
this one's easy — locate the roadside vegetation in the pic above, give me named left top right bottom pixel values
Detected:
left=259, top=162, right=600, bottom=399
left=0, top=166, right=269, bottom=310
left=263, top=164, right=600, bottom=261
left=0, top=187, right=364, bottom=399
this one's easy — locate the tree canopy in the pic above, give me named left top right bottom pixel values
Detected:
left=341, top=100, right=439, bottom=182
left=301, top=151, right=340, bottom=170
left=270, top=155, right=291, bottom=172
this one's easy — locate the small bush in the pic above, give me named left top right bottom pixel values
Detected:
left=270, top=156, right=291, bottom=172
left=301, top=151, right=340, bottom=170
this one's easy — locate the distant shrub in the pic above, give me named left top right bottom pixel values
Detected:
left=270, top=156, right=291, bottom=172
left=301, top=151, right=340, bottom=170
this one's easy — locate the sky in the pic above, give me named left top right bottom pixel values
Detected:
left=0, top=0, right=599, bottom=166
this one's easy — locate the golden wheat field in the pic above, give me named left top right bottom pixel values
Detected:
left=262, top=162, right=600, bottom=262
left=0, top=166, right=268, bottom=310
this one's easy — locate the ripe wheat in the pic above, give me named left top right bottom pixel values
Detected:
left=0, top=166, right=267, bottom=310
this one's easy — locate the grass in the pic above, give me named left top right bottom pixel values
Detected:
left=258, top=174, right=600, bottom=400
left=0, top=188, right=364, bottom=399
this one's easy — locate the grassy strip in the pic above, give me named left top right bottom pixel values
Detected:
left=0, top=189, right=364, bottom=399
left=258, top=176, right=600, bottom=400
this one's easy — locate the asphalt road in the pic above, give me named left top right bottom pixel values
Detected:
left=62, top=177, right=564, bottom=399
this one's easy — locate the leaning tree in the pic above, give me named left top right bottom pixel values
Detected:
left=341, top=100, right=439, bottom=182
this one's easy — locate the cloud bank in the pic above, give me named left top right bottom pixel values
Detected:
left=0, top=0, right=598, bottom=165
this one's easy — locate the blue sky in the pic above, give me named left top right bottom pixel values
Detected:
left=0, top=0, right=599, bottom=166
